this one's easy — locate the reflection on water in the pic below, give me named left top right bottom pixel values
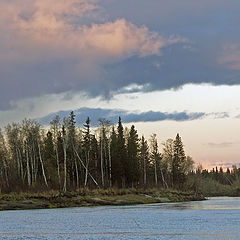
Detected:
left=0, top=197, right=240, bottom=240
left=146, top=197, right=240, bottom=210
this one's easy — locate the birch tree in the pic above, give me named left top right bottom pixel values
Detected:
left=0, top=128, right=9, bottom=190
left=50, top=115, right=61, bottom=189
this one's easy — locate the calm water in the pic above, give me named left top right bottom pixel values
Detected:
left=0, top=197, right=240, bottom=240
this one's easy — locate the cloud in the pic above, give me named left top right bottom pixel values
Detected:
left=37, top=107, right=207, bottom=126
left=204, top=142, right=239, bottom=148
left=210, top=162, right=240, bottom=169
left=0, top=0, right=187, bottom=110
left=208, top=112, right=229, bottom=119
left=2, top=0, right=240, bottom=114
left=0, top=1, right=171, bottom=64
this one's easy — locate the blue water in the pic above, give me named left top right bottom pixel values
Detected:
left=0, top=197, right=240, bottom=239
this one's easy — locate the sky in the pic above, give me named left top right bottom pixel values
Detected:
left=1, top=0, right=240, bottom=169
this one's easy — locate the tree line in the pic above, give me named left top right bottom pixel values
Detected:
left=0, top=111, right=195, bottom=193
left=187, top=165, right=240, bottom=196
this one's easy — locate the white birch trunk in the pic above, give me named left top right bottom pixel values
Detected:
left=26, top=145, right=31, bottom=186
left=38, top=142, right=48, bottom=187
left=100, top=138, right=104, bottom=187
left=108, top=140, right=112, bottom=188
left=74, top=147, right=99, bottom=187
left=63, top=138, right=67, bottom=192
left=154, top=155, right=158, bottom=186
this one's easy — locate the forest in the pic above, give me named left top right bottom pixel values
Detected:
left=0, top=111, right=240, bottom=196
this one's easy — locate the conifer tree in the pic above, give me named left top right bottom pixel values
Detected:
left=83, top=117, right=91, bottom=186
left=172, top=133, right=186, bottom=189
left=127, top=125, right=139, bottom=187
left=116, top=117, right=127, bottom=187
left=67, top=111, right=79, bottom=187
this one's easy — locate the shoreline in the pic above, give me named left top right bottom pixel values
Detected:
left=0, top=189, right=205, bottom=211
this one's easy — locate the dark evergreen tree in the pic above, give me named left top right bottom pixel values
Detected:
left=172, top=133, right=186, bottom=189
left=115, top=117, right=127, bottom=187
left=82, top=117, right=91, bottom=186
left=126, top=125, right=140, bottom=187
left=66, top=111, right=79, bottom=188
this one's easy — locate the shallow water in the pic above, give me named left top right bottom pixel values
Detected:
left=0, top=197, right=240, bottom=239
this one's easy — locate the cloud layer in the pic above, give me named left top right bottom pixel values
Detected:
left=37, top=107, right=207, bottom=126
left=1, top=0, right=240, bottom=112
left=0, top=0, right=187, bottom=109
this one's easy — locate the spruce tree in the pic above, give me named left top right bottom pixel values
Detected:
left=67, top=111, right=79, bottom=187
left=127, top=125, right=139, bottom=187
left=126, top=125, right=140, bottom=186
left=116, top=117, right=127, bottom=187
left=82, top=117, right=91, bottom=186
left=172, top=133, right=186, bottom=189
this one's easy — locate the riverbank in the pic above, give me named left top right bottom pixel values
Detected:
left=0, top=188, right=205, bottom=211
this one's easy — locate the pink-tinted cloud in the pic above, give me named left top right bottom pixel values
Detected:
left=0, top=0, right=185, bottom=63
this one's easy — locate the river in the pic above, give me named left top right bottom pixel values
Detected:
left=0, top=197, right=240, bottom=239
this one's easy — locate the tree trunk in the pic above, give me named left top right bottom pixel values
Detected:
left=100, top=138, right=104, bottom=187
left=63, top=139, right=67, bottom=193
left=160, top=169, right=168, bottom=188
left=108, top=140, right=112, bottom=188
left=154, top=155, right=158, bottom=186
left=84, top=151, right=89, bottom=187
left=38, top=142, right=48, bottom=187
left=74, top=157, right=79, bottom=188
left=55, top=145, right=61, bottom=190
left=143, top=157, right=147, bottom=185
left=26, top=145, right=31, bottom=187
left=74, top=147, right=99, bottom=187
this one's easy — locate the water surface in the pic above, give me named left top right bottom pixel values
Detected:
left=0, top=197, right=240, bottom=239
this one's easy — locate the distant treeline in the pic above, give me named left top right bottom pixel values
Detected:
left=187, top=166, right=240, bottom=196
left=0, top=111, right=239, bottom=195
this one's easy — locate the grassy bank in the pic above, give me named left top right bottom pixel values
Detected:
left=188, top=177, right=240, bottom=197
left=0, top=188, right=205, bottom=211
